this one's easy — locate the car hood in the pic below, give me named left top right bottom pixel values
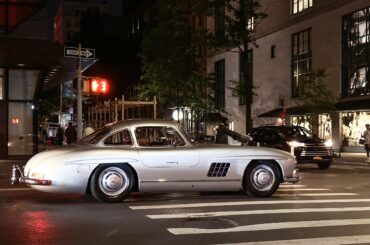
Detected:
left=287, top=137, right=325, bottom=144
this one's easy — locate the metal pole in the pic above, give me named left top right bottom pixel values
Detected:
left=77, top=43, right=83, bottom=140
left=122, top=95, right=125, bottom=120
left=115, top=97, right=118, bottom=122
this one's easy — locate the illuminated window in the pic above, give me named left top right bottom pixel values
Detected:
left=9, top=69, right=39, bottom=100
left=0, top=0, right=44, bottom=33
left=291, top=0, right=313, bottom=15
left=292, top=29, right=312, bottom=97
left=342, top=7, right=370, bottom=97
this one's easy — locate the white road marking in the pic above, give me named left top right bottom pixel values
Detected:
left=274, top=193, right=357, bottom=197
left=168, top=218, right=370, bottom=235
left=330, top=165, right=370, bottom=170
left=214, top=235, right=370, bottom=245
left=277, top=188, right=330, bottom=191
left=147, top=206, right=370, bottom=219
left=279, top=184, right=306, bottom=188
left=0, top=188, right=31, bottom=192
left=129, top=198, right=370, bottom=210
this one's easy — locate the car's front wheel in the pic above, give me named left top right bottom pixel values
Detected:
left=90, top=164, right=134, bottom=203
left=243, top=160, right=281, bottom=197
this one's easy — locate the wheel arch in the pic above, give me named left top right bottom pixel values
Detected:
left=242, top=159, right=283, bottom=185
left=85, top=162, right=139, bottom=194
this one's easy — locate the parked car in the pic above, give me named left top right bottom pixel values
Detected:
left=248, top=126, right=334, bottom=169
left=11, top=119, right=299, bottom=203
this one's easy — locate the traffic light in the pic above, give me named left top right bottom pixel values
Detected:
left=89, top=78, right=109, bottom=94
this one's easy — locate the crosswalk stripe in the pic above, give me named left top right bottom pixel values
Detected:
left=274, top=193, right=357, bottom=197
left=0, top=188, right=31, bottom=192
left=214, top=235, right=370, bottom=245
left=168, top=218, right=370, bottom=235
left=148, top=206, right=370, bottom=219
left=129, top=198, right=370, bottom=210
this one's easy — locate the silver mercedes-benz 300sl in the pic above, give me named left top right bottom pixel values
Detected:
left=11, top=119, right=299, bottom=203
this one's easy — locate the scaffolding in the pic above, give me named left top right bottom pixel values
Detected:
left=87, top=96, right=157, bottom=130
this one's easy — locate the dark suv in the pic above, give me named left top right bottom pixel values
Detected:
left=248, top=126, right=334, bottom=169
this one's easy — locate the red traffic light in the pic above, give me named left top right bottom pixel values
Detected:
left=90, top=78, right=109, bottom=94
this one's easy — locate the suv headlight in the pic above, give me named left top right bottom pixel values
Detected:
left=288, top=141, right=305, bottom=147
left=325, top=139, right=333, bottom=147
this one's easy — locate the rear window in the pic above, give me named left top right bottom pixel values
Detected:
left=80, top=127, right=111, bottom=144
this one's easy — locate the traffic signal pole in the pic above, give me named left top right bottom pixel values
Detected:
left=77, top=43, right=83, bottom=140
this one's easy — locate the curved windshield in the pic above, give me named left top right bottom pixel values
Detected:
left=178, top=124, right=193, bottom=145
left=80, top=127, right=111, bottom=144
left=281, top=127, right=313, bottom=138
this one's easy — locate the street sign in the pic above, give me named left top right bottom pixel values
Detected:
left=64, top=46, right=95, bottom=59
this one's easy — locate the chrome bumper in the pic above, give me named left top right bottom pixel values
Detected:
left=11, top=165, right=52, bottom=186
left=19, top=177, right=52, bottom=185
left=284, top=168, right=300, bottom=183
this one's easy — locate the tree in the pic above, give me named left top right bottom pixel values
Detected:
left=299, top=69, right=338, bottom=114
left=205, top=0, right=267, bottom=132
left=139, top=0, right=212, bottom=119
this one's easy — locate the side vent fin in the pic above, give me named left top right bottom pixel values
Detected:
left=207, top=162, right=230, bottom=177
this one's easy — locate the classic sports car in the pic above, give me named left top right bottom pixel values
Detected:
left=11, top=119, right=299, bottom=203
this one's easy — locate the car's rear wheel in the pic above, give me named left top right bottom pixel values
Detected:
left=90, top=164, right=134, bottom=203
left=317, top=161, right=332, bottom=170
left=243, top=160, right=281, bottom=197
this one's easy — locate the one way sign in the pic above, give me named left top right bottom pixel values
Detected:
left=64, top=46, right=95, bottom=59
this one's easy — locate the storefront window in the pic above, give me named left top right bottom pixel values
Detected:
left=9, top=69, right=39, bottom=100
left=342, top=7, right=370, bottom=97
left=291, top=115, right=312, bottom=132
left=8, top=102, right=35, bottom=155
left=318, top=114, right=332, bottom=140
left=341, top=112, right=370, bottom=146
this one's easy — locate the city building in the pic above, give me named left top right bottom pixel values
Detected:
left=0, top=0, right=97, bottom=159
left=207, top=0, right=370, bottom=152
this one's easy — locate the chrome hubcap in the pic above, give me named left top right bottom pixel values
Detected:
left=98, top=167, right=129, bottom=196
left=251, top=165, right=275, bottom=191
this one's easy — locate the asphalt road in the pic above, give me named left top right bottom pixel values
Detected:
left=1, top=162, right=370, bottom=245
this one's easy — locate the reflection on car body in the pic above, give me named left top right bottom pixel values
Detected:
left=11, top=119, right=299, bottom=203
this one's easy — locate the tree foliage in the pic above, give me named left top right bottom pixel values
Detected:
left=139, top=0, right=211, bottom=114
left=205, top=0, right=266, bottom=130
left=300, top=69, right=338, bottom=113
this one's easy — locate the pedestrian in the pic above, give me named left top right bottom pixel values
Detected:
left=363, top=124, right=370, bottom=163
left=215, top=122, right=229, bottom=144
left=83, top=123, right=94, bottom=137
left=65, top=122, right=77, bottom=144
left=56, top=126, right=64, bottom=146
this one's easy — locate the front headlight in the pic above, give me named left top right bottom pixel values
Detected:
left=325, top=139, right=333, bottom=147
left=288, top=141, right=305, bottom=147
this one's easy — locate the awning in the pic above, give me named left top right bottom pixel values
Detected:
left=201, top=112, right=229, bottom=123
left=258, top=106, right=311, bottom=118
left=0, top=37, right=97, bottom=90
left=336, top=97, right=370, bottom=111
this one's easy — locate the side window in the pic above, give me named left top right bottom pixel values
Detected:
left=135, top=126, right=185, bottom=147
left=104, top=129, right=132, bottom=146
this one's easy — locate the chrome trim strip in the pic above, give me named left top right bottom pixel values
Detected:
left=141, top=179, right=241, bottom=183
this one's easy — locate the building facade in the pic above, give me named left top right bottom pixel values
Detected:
left=207, top=0, right=370, bottom=151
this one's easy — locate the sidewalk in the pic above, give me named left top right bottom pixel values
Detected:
left=334, top=152, right=370, bottom=165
